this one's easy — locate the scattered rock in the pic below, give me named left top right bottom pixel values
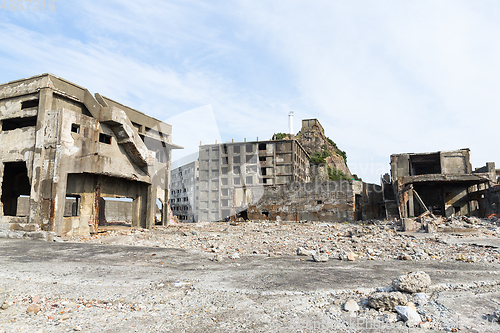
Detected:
left=31, top=295, right=41, bottom=304
left=312, top=252, right=329, bottom=262
left=26, top=304, right=40, bottom=314
left=296, top=247, right=313, bottom=256
left=368, top=292, right=408, bottom=311
left=229, top=252, right=240, bottom=260
left=413, top=293, right=428, bottom=305
left=347, top=252, right=357, bottom=261
left=393, top=271, right=431, bottom=293
left=343, top=299, right=359, bottom=312
left=395, top=305, right=421, bottom=326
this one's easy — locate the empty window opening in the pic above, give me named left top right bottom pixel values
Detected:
left=409, top=153, right=441, bottom=175
left=233, top=166, right=240, bottom=174
left=99, top=133, right=112, bottom=144
left=246, top=144, right=253, bottom=153
left=246, top=155, right=257, bottom=163
left=262, top=210, right=270, bottom=218
left=64, top=196, right=80, bottom=217
left=233, top=146, right=240, bottom=154
left=259, top=143, right=266, bottom=150
left=246, top=176, right=253, bottom=185
left=99, top=197, right=133, bottom=228
left=155, top=199, right=163, bottom=225
left=2, top=116, right=37, bottom=131
left=261, top=168, right=267, bottom=176
left=222, top=188, right=229, bottom=196
left=234, top=178, right=241, bottom=185
left=21, top=99, right=39, bottom=110
left=1, top=162, right=31, bottom=216
left=71, top=124, right=80, bottom=133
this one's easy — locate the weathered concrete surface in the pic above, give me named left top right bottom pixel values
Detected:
left=0, top=238, right=499, bottom=332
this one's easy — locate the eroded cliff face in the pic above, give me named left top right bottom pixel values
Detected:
left=295, top=121, right=352, bottom=179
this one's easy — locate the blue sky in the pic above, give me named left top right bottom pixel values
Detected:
left=1, top=1, right=500, bottom=183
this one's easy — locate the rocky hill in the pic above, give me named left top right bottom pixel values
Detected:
left=274, top=119, right=355, bottom=181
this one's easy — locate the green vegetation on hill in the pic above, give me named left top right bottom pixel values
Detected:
left=310, top=144, right=331, bottom=165
left=272, top=133, right=288, bottom=140
left=326, top=137, right=347, bottom=163
left=327, top=166, right=349, bottom=181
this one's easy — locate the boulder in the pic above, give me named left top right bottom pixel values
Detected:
left=393, top=271, right=431, bottom=293
left=368, top=292, right=408, bottom=311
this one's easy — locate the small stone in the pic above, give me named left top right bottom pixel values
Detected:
left=31, top=295, right=41, bottom=304
left=296, top=247, right=313, bottom=256
left=229, top=252, right=240, bottom=260
left=413, top=293, right=429, bottom=305
left=343, top=299, right=359, bottom=312
left=60, top=313, right=70, bottom=320
left=347, top=252, right=357, bottom=261
left=26, top=304, right=40, bottom=314
left=406, top=302, right=417, bottom=311
left=395, top=305, right=421, bottom=326
left=74, top=326, right=82, bottom=331
left=393, top=271, right=431, bottom=293
left=312, top=252, right=329, bottom=262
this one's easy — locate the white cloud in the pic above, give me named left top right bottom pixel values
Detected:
left=1, top=1, right=499, bottom=183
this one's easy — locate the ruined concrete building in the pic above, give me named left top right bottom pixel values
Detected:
left=0, top=74, right=181, bottom=236
left=385, top=149, right=497, bottom=219
left=197, top=138, right=310, bottom=221
left=170, top=159, right=199, bottom=222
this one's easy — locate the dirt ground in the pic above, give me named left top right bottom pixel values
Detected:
left=0, top=219, right=499, bottom=332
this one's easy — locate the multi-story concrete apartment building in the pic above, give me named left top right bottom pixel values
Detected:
left=170, top=160, right=199, bottom=222
left=0, top=74, right=181, bottom=236
left=198, top=139, right=309, bottom=222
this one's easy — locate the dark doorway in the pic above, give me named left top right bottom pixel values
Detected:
left=1, top=162, right=31, bottom=216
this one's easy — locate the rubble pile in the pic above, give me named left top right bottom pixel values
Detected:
left=68, top=217, right=500, bottom=264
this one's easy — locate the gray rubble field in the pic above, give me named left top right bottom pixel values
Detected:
left=0, top=220, right=500, bottom=332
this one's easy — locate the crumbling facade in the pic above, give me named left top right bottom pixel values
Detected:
left=0, top=74, right=181, bottom=236
left=198, top=139, right=309, bottom=221
left=387, top=149, right=496, bottom=219
left=247, top=180, right=383, bottom=222
left=170, top=160, right=199, bottom=222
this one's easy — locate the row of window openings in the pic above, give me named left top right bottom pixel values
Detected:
left=172, top=206, right=189, bottom=211
left=171, top=188, right=188, bottom=195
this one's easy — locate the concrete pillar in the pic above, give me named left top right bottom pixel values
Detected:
left=29, top=88, right=54, bottom=228
left=408, top=189, right=415, bottom=217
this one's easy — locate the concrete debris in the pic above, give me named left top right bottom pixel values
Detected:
left=343, top=299, right=359, bottom=312
left=368, top=292, right=408, bottom=311
left=296, top=247, right=313, bottom=256
left=393, top=271, right=431, bottom=293
left=395, top=305, right=421, bottom=326
left=312, top=252, right=329, bottom=262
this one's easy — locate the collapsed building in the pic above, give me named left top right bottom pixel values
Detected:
left=0, top=74, right=181, bottom=236
left=384, top=149, right=497, bottom=219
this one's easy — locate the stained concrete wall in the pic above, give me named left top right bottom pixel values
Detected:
left=248, top=180, right=383, bottom=222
